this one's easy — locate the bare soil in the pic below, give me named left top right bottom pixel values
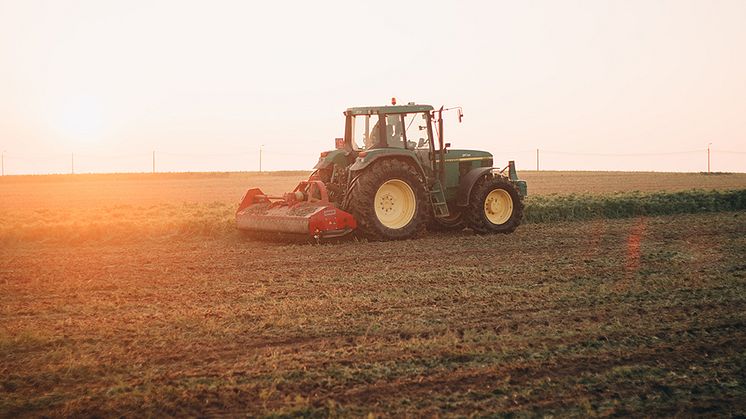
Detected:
left=1, top=172, right=745, bottom=416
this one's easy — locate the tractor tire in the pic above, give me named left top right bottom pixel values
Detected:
left=346, top=159, right=428, bottom=241
left=428, top=211, right=465, bottom=232
left=466, top=175, right=524, bottom=234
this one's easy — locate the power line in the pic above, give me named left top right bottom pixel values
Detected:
left=542, top=149, right=705, bottom=157
left=0, top=146, right=742, bottom=175
left=7, top=148, right=737, bottom=159
left=714, top=149, right=746, bottom=154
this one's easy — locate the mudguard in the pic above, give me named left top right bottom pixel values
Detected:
left=456, top=162, right=526, bottom=206
left=348, top=149, right=427, bottom=178
left=456, top=167, right=494, bottom=207
left=313, top=149, right=352, bottom=170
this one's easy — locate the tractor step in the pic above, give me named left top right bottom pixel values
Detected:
left=429, top=180, right=450, bottom=218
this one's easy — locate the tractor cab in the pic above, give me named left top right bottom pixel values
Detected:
left=343, top=104, right=438, bottom=181
left=344, top=104, right=434, bottom=151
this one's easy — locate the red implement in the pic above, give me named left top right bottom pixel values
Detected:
left=236, top=180, right=357, bottom=239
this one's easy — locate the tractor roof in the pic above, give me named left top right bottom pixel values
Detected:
left=345, top=104, right=434, bottom=116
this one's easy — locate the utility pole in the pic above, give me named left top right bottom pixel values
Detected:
left=152, top=150, right=156, bottom=173
left=707, top=143, right=712, bottom=174
left=536, top=148, right=539, bottom=171
left=259, top=144, right=264, bottom=173
left=71, top=153, right=74, bottom=174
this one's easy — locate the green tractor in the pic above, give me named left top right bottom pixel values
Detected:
left=236, top=102, right=527, bottom=241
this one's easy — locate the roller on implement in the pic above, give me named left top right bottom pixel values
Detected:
left=236, top=100, right=528, bottom=241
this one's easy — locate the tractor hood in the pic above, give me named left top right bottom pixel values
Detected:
left=348, top=148, right=494, bottom=174
left=437, top=149, right=493, bottom=165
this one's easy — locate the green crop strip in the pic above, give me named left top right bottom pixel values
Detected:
left=524, top=189, right=746, bottom=223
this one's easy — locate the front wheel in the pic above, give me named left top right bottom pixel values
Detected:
left=466, top=176, right=524, bottom=234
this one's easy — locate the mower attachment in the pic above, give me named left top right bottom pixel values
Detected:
left=236, top=181, right=357, bottom=239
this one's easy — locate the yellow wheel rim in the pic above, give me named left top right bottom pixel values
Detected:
left=484, top=189, right=513, bottom=225
left=374, top=179, right=416, bottom=229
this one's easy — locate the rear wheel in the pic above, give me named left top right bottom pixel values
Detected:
left=346, top=159, right=427, bottom=241
left=466, top=176, right=523, bottom=234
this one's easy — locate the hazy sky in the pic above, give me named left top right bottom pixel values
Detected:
left=1, top=0, right=744, bottom=174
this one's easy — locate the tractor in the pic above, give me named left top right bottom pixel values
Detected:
left=236, top=102, right=527, bottom=241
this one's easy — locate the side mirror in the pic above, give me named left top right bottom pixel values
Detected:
left=334, top=138, right=344, bottom=149
left=417, top=138, right=427, bottom=148
left=445, top=142, right=451, bottom=149
left=458, top=109, right=463, bottom=123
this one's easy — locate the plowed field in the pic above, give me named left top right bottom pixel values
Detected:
left=1, top=171, right=745, bottom=416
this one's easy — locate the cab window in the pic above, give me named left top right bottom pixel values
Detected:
left=351, top=114, right=382, bottom=150
left=406, top=112, right=431, bottom=149
left=351, top=113, right=427, bottom=150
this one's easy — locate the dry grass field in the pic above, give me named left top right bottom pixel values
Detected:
left=1, top=171, right=745, bottom=416
left=3, top=170, right=746, bottom=211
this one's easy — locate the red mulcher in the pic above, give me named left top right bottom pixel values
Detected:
left=236, top=179, right=357, bottom=239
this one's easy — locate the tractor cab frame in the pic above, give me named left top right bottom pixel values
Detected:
left=341, top=104, right=464, bottom=198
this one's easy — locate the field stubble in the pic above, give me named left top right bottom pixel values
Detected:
left=1, top=171, right=745, bottom=245
left=1, top=171, right=745, bottom=416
